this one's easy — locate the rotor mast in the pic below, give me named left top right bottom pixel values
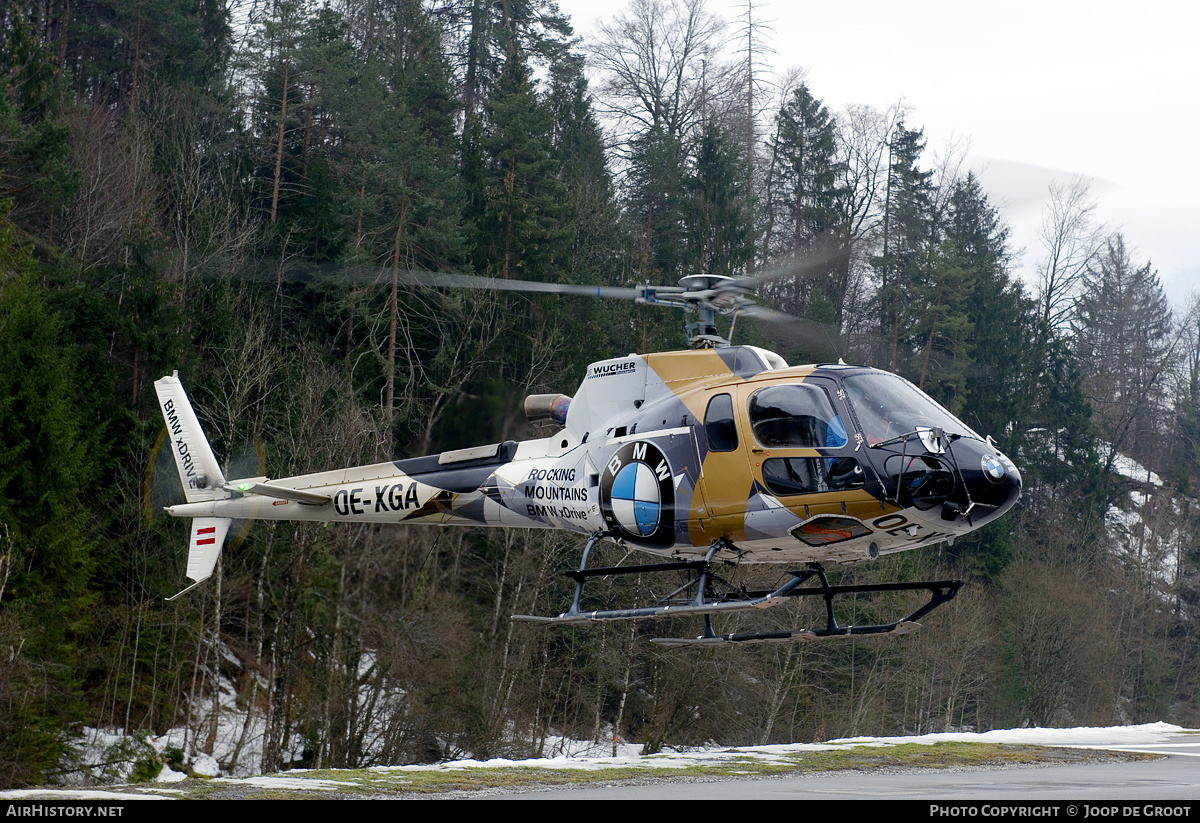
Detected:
left=638, top=274, right=749, bottom=349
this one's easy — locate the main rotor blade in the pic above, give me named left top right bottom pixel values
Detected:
left=734, top=235, right=852, bottom=290
left=345, top=268, right=649, bottom=300
left=235, top=257, right=859, bottom=359
left=736, top=304, right=846, bottom=361
left=247, top=262, right=656, bottom=300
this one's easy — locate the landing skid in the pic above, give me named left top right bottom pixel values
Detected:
left=650, top=620, right=923, bottom=647
left=512, top=531, right=963, bottom=647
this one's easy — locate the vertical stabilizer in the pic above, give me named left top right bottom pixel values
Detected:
left=187, top=516, right=230, bottom=584
left=153, top=373, right=227, bottom=502
left=156, top=373, right=231, bottom=598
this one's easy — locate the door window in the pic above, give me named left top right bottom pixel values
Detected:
left=748, top=384, right=846, bottom=449
left=704, top=393, right=739, bottom=452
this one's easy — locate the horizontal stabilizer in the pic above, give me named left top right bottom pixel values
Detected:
left=226, top=480, right=331, bottom=506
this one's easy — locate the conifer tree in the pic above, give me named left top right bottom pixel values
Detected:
left=762, top=83, right=848, bottom=323
left=60, top=0, right=229, bottom=106
left=0, top=14, right=75, bottom=239
left=472, top=50, right=569, bottom=279
left=274, top=2, right=360, bottom=261
left=0, top=242, right=94, bottom=786
left=876, top=123, right=933, bottom=373
left=547, top=53, right=619, bottom=285
left=931, top=173, right=1010, bottom=417
left=1074, top=234, right=1176, bottom=469
left=623, top=127, right=686, bottom=284
left=911, top=239, right=972, bottom=403
left=342, top=0, right=469, bottom=450
left=542, top=53, right=629, bottom=369
left=767, top=83, right=843, bottom=256
left=449, top=0, right=573, bottom=127
left=684, top=121, right=752, bottom=278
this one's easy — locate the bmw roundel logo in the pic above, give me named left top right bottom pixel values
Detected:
left=982, top=454, right=1006, bottom=482
left=600, top=441, right=675, bottom=546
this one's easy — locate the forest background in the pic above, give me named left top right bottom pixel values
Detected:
left=1, top=0, right=1198, bottom=788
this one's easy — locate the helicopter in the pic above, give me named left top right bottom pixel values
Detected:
left=155, top=272, right=1021, bottom=645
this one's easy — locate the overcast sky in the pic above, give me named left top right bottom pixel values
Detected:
left=556, top=0, right=1198, bottom=306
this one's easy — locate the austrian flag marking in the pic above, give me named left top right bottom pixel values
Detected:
left=196, top=526, right=217, bottom=545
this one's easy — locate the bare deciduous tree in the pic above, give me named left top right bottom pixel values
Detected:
left=145, top=87, right=259, bottom=281
left=58, top=105, right=154, bottom=269
left=591, top=0, right=731, bottom=149
left=833, top=101, right=907, bottom=359
left=1037, top=176, right=1105, bottom=337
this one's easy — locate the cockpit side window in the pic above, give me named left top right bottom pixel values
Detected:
left=762, top=455, right=865, bottom=497
left=748, top=384, right=847, bottom=449
left=704, top=393, right=738, bottom=452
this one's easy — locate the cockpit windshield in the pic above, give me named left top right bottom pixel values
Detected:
left=841, top=372, right=980, bottom=443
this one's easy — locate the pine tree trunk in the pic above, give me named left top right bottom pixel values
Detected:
left=384, top=194, right=407, bottom=454
left=271, top=59, right=290, bottom=224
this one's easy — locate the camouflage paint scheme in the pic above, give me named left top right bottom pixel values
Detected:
left=158, top=345, right=1021, bottom=586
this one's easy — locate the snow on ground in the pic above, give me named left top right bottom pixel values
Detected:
left=6, top=722, right=1190, bottom=800
left=368, top=722, right=1193, bottom=773
left=1096, top=441, right=1190, bottom=587
left=1107, top=448, right=1163, bottom=487
left=830, top=721, right=1187, bottom=749
left=1, top=789, right=171, bottom=800
left=66, top=714, right=296, bottom=785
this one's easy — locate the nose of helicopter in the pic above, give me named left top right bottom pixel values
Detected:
left=942, top=439, right=1022, bottom=527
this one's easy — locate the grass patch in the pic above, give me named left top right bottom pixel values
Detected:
left=776, top=742, right=1082, bottom=772
left=84, top=743, right=1161, bottom=799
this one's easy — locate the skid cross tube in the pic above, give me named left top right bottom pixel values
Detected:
left=512, top=537, right=778, bottom=625
left=653, top=564, right=963, bottom=646
left=565, top=560, right=710, bottom=581
left=566, top=530, right=613, bottom=615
